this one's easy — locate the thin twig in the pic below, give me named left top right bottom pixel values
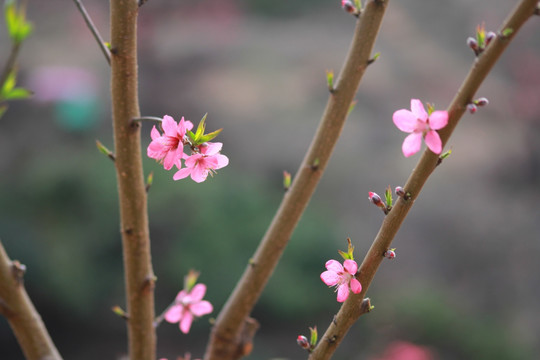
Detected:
left=309, top=1, right=538, bottom=359
left=72, top=0, right=111, bottom=65
left=203, top=1, right=389, bottom=359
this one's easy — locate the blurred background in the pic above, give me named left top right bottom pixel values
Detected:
left=1, top=0, right=539, bottom=359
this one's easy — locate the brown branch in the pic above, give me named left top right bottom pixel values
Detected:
left=110, top=1, right=155, bottom=359
left=308, top=1, right=539, bottom=359
left=0, top=241, right=62, bottom=360
left=203, top=1, right=389, bottom=359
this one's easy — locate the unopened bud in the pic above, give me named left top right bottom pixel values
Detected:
left=341, top=0, right=356, bottom=14
left=395, top=186, right=405, bottom=198
left=368, top=192, right=383, bottom=207
left=467, top=103, right=477, bottom=114
left=466, top=37, right=478, bottom=53
left=384, top=249, right=396, bottom=260
left=297, top=335, right=310, bottom=350
left=474, top=97, right=489, bottom=107
left=485, top=31, right=496, bottom=45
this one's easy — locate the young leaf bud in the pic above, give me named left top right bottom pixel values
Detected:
left=297, top=335, right=310, bottom=350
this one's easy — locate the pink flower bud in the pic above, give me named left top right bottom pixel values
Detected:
left=368, top=191, right=383, bottom=207
left=384, top=249, right=396, bottom=259
left=485, top=31, right=496, bottom=45
left=466, top=37, right=478, bottom=52
left=474, top=97, right=489, bottom=107
left=395, top=186, right=405, bottom=198
left=341, top=0, right=356, bottom=14
left=297, top=335, right=310, bottom=350
left=467, top=103, right=477, bottom=114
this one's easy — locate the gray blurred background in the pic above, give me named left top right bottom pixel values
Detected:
left=1, top=0, right=539, bottom=359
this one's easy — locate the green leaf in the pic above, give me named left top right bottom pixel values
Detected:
left=193, top=113, right=208, bottom=142
left=309, top=326, right=318, bottom=346
left=199, top=128, right=222, bottom=143
left=501, top=28, right=513, bottom=37
left=3, top=87, right=31, bottom=100
left=1, top=70, right=16, bottom=96
left=384, top=185, right=393, bottom=207
left=4, top=0, right=33, bottom=44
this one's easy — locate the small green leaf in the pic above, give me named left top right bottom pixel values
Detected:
left=354, top=0, right=362, bottom=10
left=384, top=185, right=393, bottom=207
left=193, top=113, right=208, bottom=142
left=199, top=128, right=223, bottom=143
left=501, top=28, right=513, bottom=37
left=3, top=87, right=31, bottom=100
left=1, top=70, right=16, bottom=96
left=325, top=69, right=334, bottom=91
left=347, top=100, right=357, bottom=116
left=4, top=0, right=33, bottom=44
left=309, top=326, right=318, bottom=346
left=283, top=171, right=291, bottom=190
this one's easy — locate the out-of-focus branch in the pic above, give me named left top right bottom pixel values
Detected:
left=72, top=0, right=111, bottom=65
left=110, top=0, right=155, bottom=359
left=309, top=1, right=539, bottom=359
left=0, top=241, right=62, bottom=360
left=203, top=2, right=389, bottom=359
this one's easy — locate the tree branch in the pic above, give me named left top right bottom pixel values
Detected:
left=0, top=241, right=62, bottom=360
left=203, top=1, right=389, bottom=359
left=72, top=0, right=111, bottom=65
left=110, top=0, right=155, bottom=359
left=309, top=1, right=539, bottom=359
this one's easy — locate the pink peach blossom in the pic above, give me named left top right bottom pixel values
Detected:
left=321, top=259, right=362, bottom=302
left=147, top=115, right=193, bottom=170
left=393, top=99, right=448, bottom=157
left=173, top=142, right=229, bottom=183
left=164, top=283, right=213, bottom=334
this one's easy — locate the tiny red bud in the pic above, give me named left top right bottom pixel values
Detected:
left=475, top=97, right=489, bottom=107
left=467, top=103, right=477, bottom=114
left=297, top=335, right=310, bottom=350
left=384, top=249, right=396, bottom=259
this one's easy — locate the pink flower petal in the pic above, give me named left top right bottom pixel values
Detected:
left=150, top=126, right=161, bottom=140
left=164, top=305, right=184, bottom=323
left=162, top=115, right=178, bottom=135
left=214, top=154, right=229, bottom=169
left=410, top=99, right=428, bottom=122
left=175, top=290, right=188, bottom=301
left=424, top=130, right=443, bottom=154
left=191, top=164, right=209, bottom=183
left=190, top=300, right=213, bottom=317
left=320, top=270, right=340, bottom=286
left=402, top=132, right=423, bottom=157
left=336, top=283, right=350, bottom=302
left=392, top=109, right=418, bottom=133
left=173, top=168, right=192, bottom=181
left=350, top=278, right=362, bottom=294
left=179, top=311, right=194, bottom=334
left=163, top=149, right=178, bottom=170
left=201, top=142, right=223, bottom=155
left=189, top=284, right=207, bottom=302
left=428, top=111, right=448, bottom=130
left=325, top=260, right=343, bottom=273
left=343, top=259, right=358, bottom=275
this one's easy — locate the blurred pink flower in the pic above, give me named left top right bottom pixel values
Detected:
left=320, top=259, right=362, bottom=302
left=173, top=142, right=229, bottom=183
left=165, top=283, right=213, bottom=334
left=393, top=99, right=448, bottom=157
left=29, top=66, right=98, bottom=102
left=371, top=341, right=434, bottom=360
left=147, top=115, right=193, bottom=170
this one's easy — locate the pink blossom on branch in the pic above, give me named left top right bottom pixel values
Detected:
left=321, top=259, right=362, bottom=302
left=173, top=142, right=229, bottom=183
left=164, top=283, right=213, bottom=334
left=392, top=99, right=448, bottom=157
left=147, top=115, right=193, bottom=170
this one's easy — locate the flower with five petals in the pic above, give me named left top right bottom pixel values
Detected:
left=147, top=115, right=193, bottom=170
left=164, top=283, right=213, bottom=334
left=320, top=259, right=362, bottom=302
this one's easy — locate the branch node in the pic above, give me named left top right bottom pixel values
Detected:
left=11, top=260, right=26, bottom=285
left=141, top=274, right=157, bottom=294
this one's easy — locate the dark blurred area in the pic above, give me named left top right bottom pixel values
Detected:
left=1, top=0, right=539, bottom=359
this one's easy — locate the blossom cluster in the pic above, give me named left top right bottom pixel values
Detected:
left=147, top=115, right=229, bottom=182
